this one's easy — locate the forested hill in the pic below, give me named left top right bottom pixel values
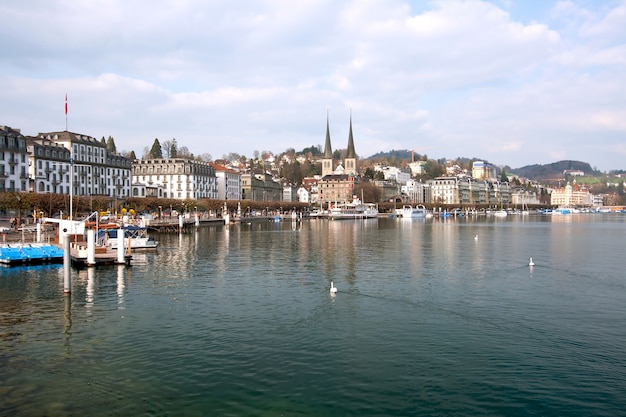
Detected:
left=510, top=160, right=601, bottom=180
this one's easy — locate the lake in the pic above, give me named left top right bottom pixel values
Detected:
left=1, top=214, right=625, bottom=416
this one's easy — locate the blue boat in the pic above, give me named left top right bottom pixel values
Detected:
left=0, top=243, right=64, bottom=266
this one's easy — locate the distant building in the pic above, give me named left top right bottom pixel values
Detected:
left=472, top=160, right=497, bottom=181
left=550, top=182, right=592, bottom=207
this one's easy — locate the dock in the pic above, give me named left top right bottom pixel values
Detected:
left=68, top=241, right=132, bottom=268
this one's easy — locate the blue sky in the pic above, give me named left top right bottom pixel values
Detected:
left=1, top=0, right=624, bottom=171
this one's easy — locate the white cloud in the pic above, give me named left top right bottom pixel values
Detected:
left=0, top=0, right=624, bottom=170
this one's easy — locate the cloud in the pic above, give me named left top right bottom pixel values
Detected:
left=0, top=0, right=624, bottom=170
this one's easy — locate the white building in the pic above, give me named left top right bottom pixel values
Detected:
left=27, top=136, right=71, bottom=194
left=401, top=179, right=430, bottom=204
left=0, top=125, right=30, bottom=192
left=37, top=131, right=132, bottom=199
left=472, top=160, right=497, bottom=181
left=132, top=158, right=217, bottom=199
left=211, top=163, right=242, bottom=200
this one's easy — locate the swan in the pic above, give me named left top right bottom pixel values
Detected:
left=474, top=234, right=478, bottom=241
left=529, top=257, right=535, bottom=266
left=330, top=281, right=337, bottom=294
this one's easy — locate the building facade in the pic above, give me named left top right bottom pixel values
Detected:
left=132, top=158, right=217, bottom=200
left=37, top=131, right=132, bottom=198
left=0, top=125, right=30, bottom=192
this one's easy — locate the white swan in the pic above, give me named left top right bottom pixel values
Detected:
left=474, top=234, right=478, bottom=241
left=330, top=281, right=337, bottom=294
left=529, top=257, right=535, bottom=266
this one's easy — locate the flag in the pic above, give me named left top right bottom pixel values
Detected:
left=64, top=94, right=68, bottom=115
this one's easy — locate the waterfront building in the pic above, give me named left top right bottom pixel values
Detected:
left=283, top=183, right=297, bottom=202
left=511, top=191, right=540, bottom=206
left=211, top=163, right=242, bottom=200
left=26, top=136, right=71, bottom=194
left=38, top=131, right=132, bottom=199
left=431, top=176, right=461, bottom=204
left=241, top=171, right=282, bottom=201
left=0, top=125, right=30, bottom=192
left=132, top=158, right=217, bottom=199
left=401, top=179, right=430, bottom=204
left=430, top=176, right=511, bottom=206
left=550, top=182, right=592, bottom=207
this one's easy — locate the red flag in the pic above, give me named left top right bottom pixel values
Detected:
left=64, top=94, right=68, bottom=115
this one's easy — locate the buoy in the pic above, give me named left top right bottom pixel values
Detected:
left=529, top=257, right=535, bottom=266
left=330, top=281, right=337, bottom=294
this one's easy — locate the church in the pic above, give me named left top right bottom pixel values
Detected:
left=318, top=112, right=359, bottom=207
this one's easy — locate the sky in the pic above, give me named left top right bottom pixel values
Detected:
left=1, top=0, right=625, bottom=171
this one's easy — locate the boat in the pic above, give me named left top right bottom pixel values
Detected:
left=493, top=210, right=508, bottom=217
left=0, top=243, right=64, bottom=266
left=101, top=226, right=159, bottom=250
left=328, top=197, right=378, bottom=220
left=395, top=205, right=428, bottom=219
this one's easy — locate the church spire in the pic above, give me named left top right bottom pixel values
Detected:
left=344, top=110, right=357, bottom=176
left=321, top=110, right=334, bottom=177
left=346, top=109, right=356, bottom=159
left=323, top=109, right=333, bottom=158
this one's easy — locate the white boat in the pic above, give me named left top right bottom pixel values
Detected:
left=105, top=226, right=159, bottom=250
left=493, top=210, right=508, bottom=217
left=328, top=197, right=378, bottom=220
left=395, top=205, right=428, bottom=219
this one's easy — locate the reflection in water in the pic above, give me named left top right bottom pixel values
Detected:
left=117, top=265, right=125, bottom=306
left=86, top=267, right=95, bottom=312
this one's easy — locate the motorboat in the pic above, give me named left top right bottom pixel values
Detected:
left=102, top=226, right=159, bottom=250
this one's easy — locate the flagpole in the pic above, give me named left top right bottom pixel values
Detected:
left=65, top=93, right=73, bottom=221
left=65, top=94, right=68, bottom=132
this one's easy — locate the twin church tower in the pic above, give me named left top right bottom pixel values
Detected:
left=321, top=112, right=358, bottom=177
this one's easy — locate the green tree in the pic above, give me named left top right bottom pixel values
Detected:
left=106, top=136, right=117, bottom=153
left=150, top=138, right=163, bottom=158
left=129, top=150, right=137, bottom=160
left=500, top=168, right=508, bottom=182
left=363, top=167, right=375, bottom=179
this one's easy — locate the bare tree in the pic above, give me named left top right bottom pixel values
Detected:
left=196, top=153, right=213, bottom=162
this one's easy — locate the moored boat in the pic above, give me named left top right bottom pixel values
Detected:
left=101, top=226, right=159, bottom=250
left=395, top=205, right=428, bottom=219
left=328, top=197, right=378, bottom=220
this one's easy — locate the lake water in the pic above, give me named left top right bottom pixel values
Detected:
left=1, top=215, right=625, bottom=416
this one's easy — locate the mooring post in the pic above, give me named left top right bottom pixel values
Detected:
left=63, top=233, right=71, bottom=294
left=87, top=229, right=96, bottom=266
left=117, top=228, right=125, bottom=264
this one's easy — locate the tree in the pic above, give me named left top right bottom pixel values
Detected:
left=500, top=168, right=508, bottom=183
left=196, top=153, right=212, bottom=162
left=106, top=136, right=117, bottom=153
left=161, top=138, right=178, bottom=158
left=129, top=150, right=137, bottom=160
left=149, top=139, right=163, bottom=158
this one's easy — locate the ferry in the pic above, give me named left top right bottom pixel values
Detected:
left=328, top=197, right=378, bottom=220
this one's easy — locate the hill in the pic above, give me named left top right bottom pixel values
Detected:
left=510, top=160, right=601, bottom=181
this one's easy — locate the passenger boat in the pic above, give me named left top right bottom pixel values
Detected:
left=328, top=197, right=378, bottom=220
left=101, top=226, right=159, bottom=250
left=395, top=205, right=428, bottom=219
